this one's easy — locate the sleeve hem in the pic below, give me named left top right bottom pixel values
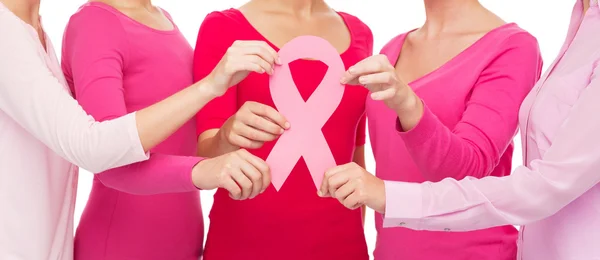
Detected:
left=126, top=112, right=150, bottom=161
left=397, top=102, right=438, bottom=147
left=382, top=180, right=424, bottom=229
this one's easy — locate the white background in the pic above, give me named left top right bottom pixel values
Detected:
left=40, top=0, right=574, bottom=257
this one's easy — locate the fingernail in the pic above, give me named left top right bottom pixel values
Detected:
left=317, top=191, right=323, bottom=197
left=371, top=92, right=381, bottom=100
left=348, top=66, right=356, bottom=74
left=359, top=77, right=367, bottom=85
left=277, top=58, right=282, bottom=64
left=279, top=128, right=284, bottom=134
left=340, top=77, right=347, bottom=84
left=284, top=122, right=290, bottom=129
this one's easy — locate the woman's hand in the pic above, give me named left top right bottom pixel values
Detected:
left=341, top=55, right=424, bottom=130
left=205, top=40, right=280, bottom=97
left=219, top=101, right=290, bottom=150
left=318, top=162, right=386, bottom=213
left=192, top=149, right=271, bottom=200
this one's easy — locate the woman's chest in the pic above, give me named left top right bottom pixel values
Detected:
left=520, top=34, right=600, bottom=160
left=122, top=33, right=194, bottom=108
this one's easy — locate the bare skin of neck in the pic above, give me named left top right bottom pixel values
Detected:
left=88, top=0, right=173, bottom=31
left=238, top=0, right=351, bottom=54
left=395, top=0, right=506, bottom=83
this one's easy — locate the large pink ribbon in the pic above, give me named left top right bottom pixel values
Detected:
left=267, top=36, right=345, bottom=191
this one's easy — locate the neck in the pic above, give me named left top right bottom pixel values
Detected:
left=1, top=0, right=41, bottom=26
left=583, top=0, right=590, bottom=13
left=421, top=0, right=482, bottom=35
left=92, top=0, right=152, bottom=9
left=253, top=0, right=328, bottom=16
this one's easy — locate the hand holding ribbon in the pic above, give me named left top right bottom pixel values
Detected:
left=341, top=54, right=424, bottom=131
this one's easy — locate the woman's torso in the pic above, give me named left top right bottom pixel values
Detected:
left=368, top=24, right=537, bottom=260
left=0, top=4, right=76, bottom=259
left=61, top=3, right=202, bottom=260
left=518, top=1, right=600, bottom=259
left=196, top=9, right=371, bottom=260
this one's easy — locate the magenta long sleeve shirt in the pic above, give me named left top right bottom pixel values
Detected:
left=382, top=1, right=600, bottom=259
left=366, top=24, right=542, bottom=259
left=61, top=3, right=203, bottom=259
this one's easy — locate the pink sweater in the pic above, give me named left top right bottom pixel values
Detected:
left=61, top=3, right=203, bottom=259
left=366, top=24, right=542, bottom=259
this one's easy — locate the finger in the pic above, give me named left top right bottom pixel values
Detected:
left=341, top=55, right=390, bottom=84
left=231, top=61, right=265, bottom=75
left=236, top=122, right=279, bottom=142
left=239, top=159, right=263, bottom=199
left=244, top=113, right=285, bottom=136
left=328, top=171, right=351, bottom=198
left=343, top=191, right=364, bottom=210
left=333, top=182, right=356, bottom=202
left=319, top=164, right=349, bottom=196
left=239, top=41, right=280, bottom=65
left=371, top=87, right=397, bottom=101
left=230, top=167, right=253, bottom=200
left=358, top=72, right=395, bottom=86
left=222, top=177, right=242, bottom=200
left=228, top=132, right=264, bottom=149
left=242, top=55, right=274, bottom=75
left=248, top=103, right=289, bottom=130
left=238, top=150, right=271, bottom=192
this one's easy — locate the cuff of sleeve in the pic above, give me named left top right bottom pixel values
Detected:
left=396, top=102, right=438, bottom=147
left=382, top=180, right=424, bottom=229
left=126, top=112, right=150, bottom=161
left=175, top=156, right=204, bottom=191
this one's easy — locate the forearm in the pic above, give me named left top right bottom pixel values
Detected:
left=136, top=79, right=219, bottom=152
left=97, top=153, right=202, bottom=195
left=197, top=129, right=239, bottom=158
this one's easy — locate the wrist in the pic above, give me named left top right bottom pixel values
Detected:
left=394, top=93, right=423, bottom=131
left=197, top=74, right=224, bottom=99
left=191, top=160, right=206, bottom=189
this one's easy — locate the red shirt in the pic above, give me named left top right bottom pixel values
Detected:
left=194, top=9, right=372, bottom=260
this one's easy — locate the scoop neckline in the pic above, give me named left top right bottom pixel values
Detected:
left=391, top=22, right=518, bottom=87
left=85, top=1, right=178, bottom=34
left=228, top=8, right=356, bottom=57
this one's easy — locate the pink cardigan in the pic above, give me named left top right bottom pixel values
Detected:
left=383, top=1, right=600, bottom=259
left=367, top=24, right=542, bottom=259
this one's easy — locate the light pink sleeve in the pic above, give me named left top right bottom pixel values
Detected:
left=383, top=62, right=600, bottom=231
left=397, top=33, right=542, bottom=182
left=0, top=7, right=148, bottom=173
left=62, top=6, right=199, bottom=195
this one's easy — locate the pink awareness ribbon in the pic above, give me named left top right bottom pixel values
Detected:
left=267, top=35, right=345, bottom=191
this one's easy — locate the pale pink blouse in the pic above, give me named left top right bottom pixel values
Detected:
left=0, top=3, right=147, bottom=260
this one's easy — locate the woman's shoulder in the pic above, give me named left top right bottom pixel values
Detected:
left=486, top=23, right=540, bottom=53
left=199, top=9, right=250, bottom=32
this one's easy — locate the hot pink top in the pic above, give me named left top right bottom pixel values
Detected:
left=382, top=1, right=600, bottom=259
left=367, top=24, right=542, bottom=259
left=61, top=3, right=203, bottom=260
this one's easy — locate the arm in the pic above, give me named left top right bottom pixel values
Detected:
left=63, top=7, right=199, bottom=194
left=194, top=13, right=240, bottom=158
left=194, top=13, right=286, bottom=158
left=0, top=10, right=149, bottom=173
left=353, top=115, right=367, bottom=223
left=344, top=33, right=541, bottom=182
left=383, top=62, right=600, bottom=231
left=397, top=33, right=541, bottom=181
